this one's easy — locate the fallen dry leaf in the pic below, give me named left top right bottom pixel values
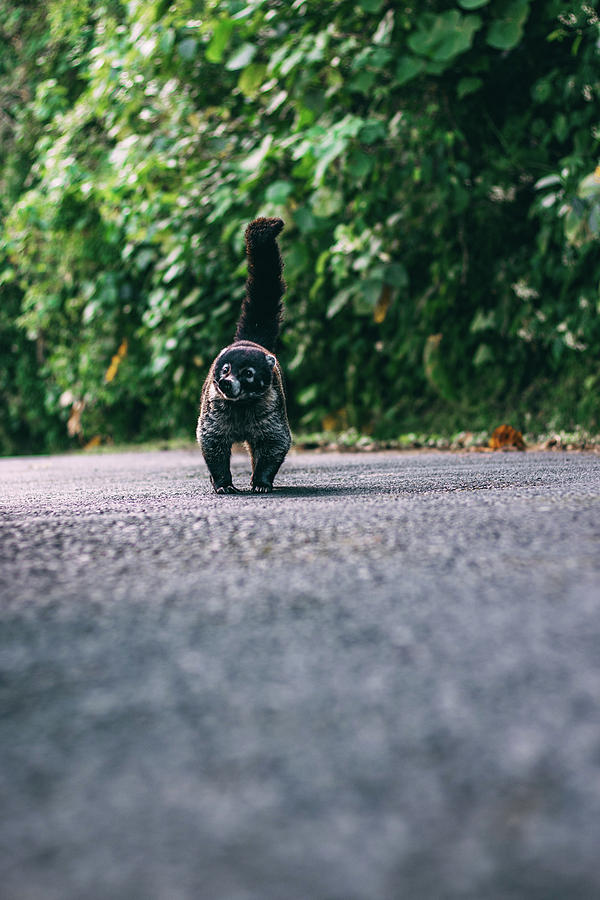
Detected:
left=489, top=424, right=526, bottom=451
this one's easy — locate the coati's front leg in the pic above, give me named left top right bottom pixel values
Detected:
left=249, top=433, right=291, bottom=493
left=200, top=433, right=239, bottom=494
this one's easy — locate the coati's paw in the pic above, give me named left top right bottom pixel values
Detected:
left=214, top=484, right=240, bottom=495
left=251, top=483, right=273, bottom=494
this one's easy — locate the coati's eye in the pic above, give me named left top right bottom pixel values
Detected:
left=221, top=363, right=231, bottom=376
left=241, top=367, right=255, bottom=381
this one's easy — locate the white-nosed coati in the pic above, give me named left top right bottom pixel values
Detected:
left=196, top=217, right=291, bottom=494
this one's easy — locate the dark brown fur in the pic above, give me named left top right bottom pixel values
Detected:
left=196, top=220, right=291, bottom=494
left=235, top=217, right=285, bottom=351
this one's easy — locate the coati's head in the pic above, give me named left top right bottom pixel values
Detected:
left=213, top=345, right=276, bottom=401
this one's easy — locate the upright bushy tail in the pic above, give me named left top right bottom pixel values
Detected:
left=234, top=217, right=285, bottom=352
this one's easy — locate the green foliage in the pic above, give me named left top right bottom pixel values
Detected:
left=1, top=0, right=599, bottom=453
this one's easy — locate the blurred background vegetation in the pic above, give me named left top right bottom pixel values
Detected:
left=1, top=0, right=599, bottom=455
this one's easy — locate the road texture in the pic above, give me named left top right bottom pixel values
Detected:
left=1, top=448, right=600, bottom=900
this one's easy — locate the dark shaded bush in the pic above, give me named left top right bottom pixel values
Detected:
left=1, top=0, right=599, bottom=453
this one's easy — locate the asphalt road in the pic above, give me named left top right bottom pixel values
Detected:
left=1, top=448, right=600, bottom=900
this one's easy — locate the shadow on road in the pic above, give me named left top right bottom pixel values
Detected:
left=273, top=485, right=364, bottom=498
left=213, top=485, right=366, bottom=498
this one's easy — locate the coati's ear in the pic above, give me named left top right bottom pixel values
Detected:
left=265, top=354, right=276, bottom=370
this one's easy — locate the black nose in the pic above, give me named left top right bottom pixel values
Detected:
left=219, top=377, right=240, bottom=398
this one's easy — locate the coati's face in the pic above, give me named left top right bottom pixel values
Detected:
left=213, top=347, right=276, bottom=401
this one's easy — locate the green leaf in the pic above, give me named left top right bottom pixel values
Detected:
left=369, top=47, right=393, bottom=67
left=373, top=14, right=395, bottom=48
left=470, top=309, right=496, bottom=332
left=206, top=187, right=235, bottom=223
left=238, top=63, right=267, bottom=97
left=162, top=263, right=183, bottom=284
left=553, top=113, right=568, bottom=143
left=293, top=205, right=317, bottom=234
left=589, top=205, right=600, bottom=236
left=283, top=242, right=309, bottom=279
left=486, top=0, right=530, bottom=50
left=310, top=187, right=343, bottom=218
left=534, top=174, right=561, bottom=190
left=239, top=134, right=272, bottom=172
left=349, top=70, right=376, bottom=94
left=225, top=42, right=256, bottom=71
left=458, top=0, right=489, bottom=8
left=487, top=20, right=522, bottom=50
left=395, top=56, right=426, bottom=86
left=532, top=77, right=552, bottom=103
left=357, top=0, right=384, bottom=10
left=276, top=48, right=304, bottom=77
left=231, top=4, right=259, bottom=21
left=347, top=150, right=373, bottom=178
left=384, top=263, right=408, bottom=288
left=437, top=16, right=482, bottom=61
left=578, top=172, right=600, bottom=201
left=159, top=29, right=175, bottom=54
left=564, top=205, right=585, bottom=246
left=327, top=287, right=355, bottom=319
left=206, top=19, right=234, bottom=64
left=408, top=11, right=481, bottom=63
left=473, top=343, right=494, bottom=366
left=298, top=384, right=318, bottom=406
left=354, top=279, right=383, bottom=314
left=265, top=180, right=294, bottom=204
left=457, top=76, right=482, bottom=98
left=177, top=38, right=197, bottom=60
left=313, top=149, right=342, bottom=185
left=359, top=119, right=386, bottom=145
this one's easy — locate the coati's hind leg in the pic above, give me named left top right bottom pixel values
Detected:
left=249, top=435, right=291, bottom=493
left=200, top=436, right=239, bottom=494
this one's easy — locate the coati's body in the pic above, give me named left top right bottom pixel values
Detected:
left=196, top=218, right=291, bottom=494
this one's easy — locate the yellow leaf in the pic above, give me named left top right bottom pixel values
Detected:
left=374, top=284, right=393, bottom=323
left=321, top=414, right=338, bottom=431
left=321, top=408, right=348, bottom=431
left=105, top=359, right=119, bottom=383
left=105, top=339, right=128, bottom=382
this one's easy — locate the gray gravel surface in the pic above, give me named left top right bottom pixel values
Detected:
left=1, top=448, right=600, bottom=900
